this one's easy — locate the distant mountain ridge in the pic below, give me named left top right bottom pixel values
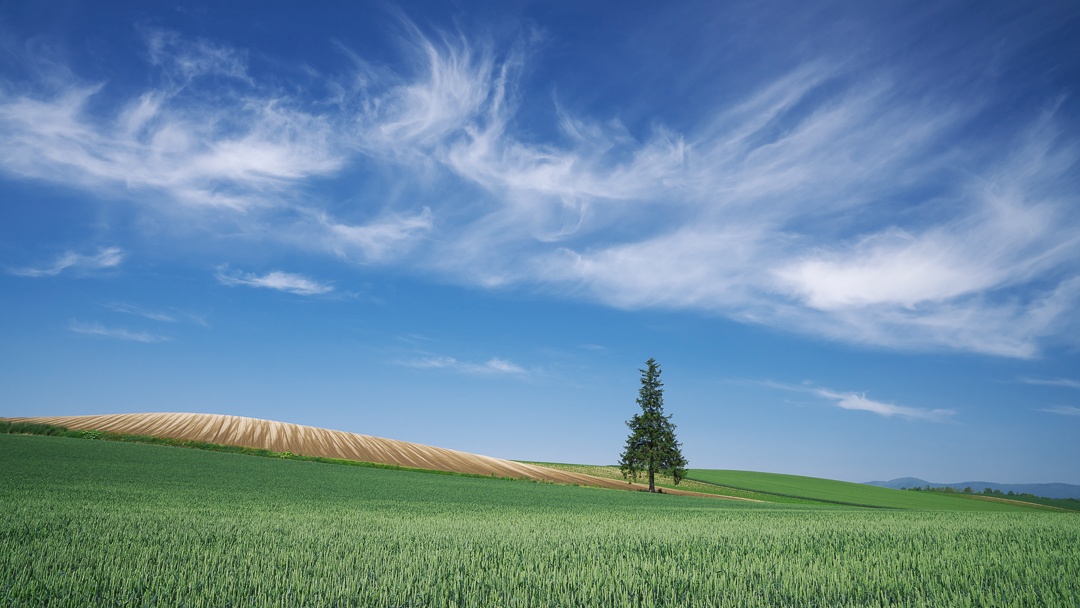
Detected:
left=865, top=477, right=1080, bottom=499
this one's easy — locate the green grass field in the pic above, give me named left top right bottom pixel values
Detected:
left=525, top=462, right=1052, bottom=511
left=685, top=469, right=1053, bottom=511
left=4, top=434, right=1079, bottom=606
left=520, top=462, right=826, bottom=504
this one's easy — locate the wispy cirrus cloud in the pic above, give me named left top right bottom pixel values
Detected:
left=339, top=26, right=1078, bottom=358
left=68, top=320, right=168, bottom=343
left=1021, top=377, right=1080, bottom=390
left=812, top=387, right=955, bottom=422
left=2, top=18, right=1077, bottom=358
left=145, top=28, right=253, bottom=85
left=0, top=28, right=437, bottom=263
left=105, top=303, right=177, bottom=323
left=0, top=32, right=343, bottom=211
left=319, top=208, right=435, bottom=261
left=104, top=302, right=208, bottom=327
left=510, top=84, right=1078, bottom=358
left=216, top=270, right=333, bottom=296
left=1037, top=406, right=1080, bottom=417
left=9, top=247, right=124, bottom=277
left=764, top=381, right=955, bottom=422
left=402, top=355, right=527, bottom=376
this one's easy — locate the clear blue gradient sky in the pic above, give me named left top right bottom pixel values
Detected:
left=2, top=1, right=1079, bottom=483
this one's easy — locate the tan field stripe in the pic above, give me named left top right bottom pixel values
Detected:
left=4, top=413, right=748, bottom=499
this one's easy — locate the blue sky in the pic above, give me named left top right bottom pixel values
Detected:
left=2, top=1, right=1079, bottom=484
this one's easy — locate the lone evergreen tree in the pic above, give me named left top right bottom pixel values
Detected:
left=619, top=358, right=687, bottom=493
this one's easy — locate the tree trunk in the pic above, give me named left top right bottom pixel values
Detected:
left=648, top=468, right=655, bottom=493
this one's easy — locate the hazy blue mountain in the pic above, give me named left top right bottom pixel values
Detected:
left=865, top=478, right=1080, bottom=499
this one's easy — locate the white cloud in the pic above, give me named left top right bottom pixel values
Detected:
left=1021, top=377, right=1080, bottom=390
left=103, top=302, right=207, bottom=326
left=812, top=387, right=955, bottom=422
left=321, top=208, right=434, bottom=261
left=145, top=29, right=252, bottom=85
left=772, top=123, right=1077, bottom=314
left=9, top=247, right=124, bottom=277
left=774, top=229, right=998, bottom=311
left=0, top=30, right=344, bottom=211
left=403, top=355, right=527, bottom=375
left=763, top=381, right=954, bottom=422
left=69, top=320, right=168, bottom=343
left=105, top=303, right=177, bottom=323
left=536, top=228, right=766, bottom=309
left=1037, top=406, right=1080, bottom=417
left=216, top=270, right=333, bottom=296
left=482, top=357, right=526, bottom=374
left=369, top=35, right=497, bottom=151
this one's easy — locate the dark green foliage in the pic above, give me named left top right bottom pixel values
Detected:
left=619, top=358, right=687, bottom=492
left=0, top=420, right=80, bottom=437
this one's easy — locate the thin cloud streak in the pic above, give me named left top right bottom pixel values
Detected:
left=105, top=303, right=177, bottom=323
left=216, top=270, right=333, bottom=296
left=1037, top=406, right=1080, bottom=417
left=1021, top=377, right=1080, bottom=390
left=763, top=381, right=955, bottom=422
left=402, top=355, right=527, bottom=376
left=68, top=320, right=168, bottom=343
left=9, top=247, right=124, bottom=277
left=104, top=302, right=208, bottom=327
left=813, top=388, right=955, bottom=422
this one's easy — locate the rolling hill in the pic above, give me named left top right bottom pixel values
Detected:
left=2, top=413, right=719, bottom=498
left=686, top=469, right=1054, bottom=511
left=5, top=413, right=1065, bottom=511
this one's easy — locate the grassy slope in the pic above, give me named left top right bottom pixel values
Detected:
left=686, top=469, right=1050, bottom=511
left=525, top=463, right=1050, bottom=511
left=5, top=420, right=1056, bottom=512
left=524, top=462, right=825, bottom=505
left=1, top=419, right=1046, bottom=512
left=1, top=415, right=626, bottom=487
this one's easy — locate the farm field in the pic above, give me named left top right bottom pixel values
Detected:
left=526, top=462, right=825, bottom=505
left=2, top=414, right=723, bottom=498
left=2, top=413, right=634, bottom=489
left=526, top=463, right=1053, bottom=511
left=685, top=469, right=1050, bottom=511
left=3, top=433, right=1079, bottom=607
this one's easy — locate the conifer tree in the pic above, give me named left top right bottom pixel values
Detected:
left=619, top=358, right=687, bottom=493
